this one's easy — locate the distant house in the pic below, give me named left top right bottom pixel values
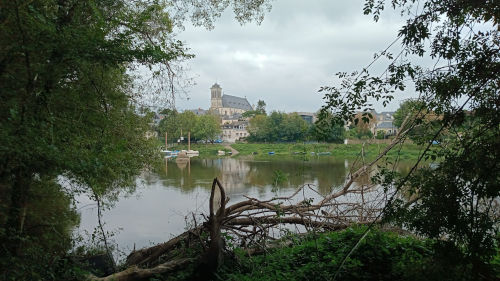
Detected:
left=222, top=121, right=249, bottom=143
left=345, top=110, right=397, bottom=136
left=187, top=108, right=208, bottom=116
left=373, top=111, right=397, bottom=136
left=374, top=121, right=397, bottom=135
left=296, top=112, right=317, bottom=124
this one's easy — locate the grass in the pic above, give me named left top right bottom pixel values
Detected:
left=230, top=142, right=424, bottom=161
left=159, top=141, right=427, bottom=161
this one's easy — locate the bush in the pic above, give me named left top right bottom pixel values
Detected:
left=376, top=131, right=385, bottom=139
left=217, top=226, right=499, bottom=281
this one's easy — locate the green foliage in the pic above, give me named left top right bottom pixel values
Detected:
left=217, top=227, right=498, bottom=281
left=242, top=99, right=267, bottom=118
left=375, top=130, right=385, bottom=139
left=247, top=111, right=309, bottom=142
left=158, top=110, right=221, bottom=143
left=393, top=100, right=426, bottom=128
left=347, top=127, right=374, bottom=139
left=388, top=124, right=500, bottom=266
left=193, top=114, right=222, bottom=142
left=0, top=0, right=183, bottom=278
left=272, top=170, right=288, bottom=188
left=321, top=0, right=500, bottom=270
left=312, top=109, right=345, bottom=143
left=0, top=179, right=87, bottom=280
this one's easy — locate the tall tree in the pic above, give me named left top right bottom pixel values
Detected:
left=0, top=0, right=273, bottom=278
left=193, top=114, right=222, bottom=143
left=256, top=99, right=267, bottom=115
left=321, top=0, right=499, bottom=276
left=313, top=110, right=345, bottom=143
left=158, top=108, right=179, bottom=144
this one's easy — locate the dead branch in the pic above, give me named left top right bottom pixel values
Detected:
left=90, top=258, right=194, bottom=281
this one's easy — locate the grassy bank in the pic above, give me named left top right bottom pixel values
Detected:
left=161, top=142, right=426, bottom=160
left=231, top=142, right=424, bottom=160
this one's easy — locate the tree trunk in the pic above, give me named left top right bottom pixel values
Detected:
left=3, top=169, right=30, bottom=255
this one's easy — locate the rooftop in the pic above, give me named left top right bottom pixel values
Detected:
left=376, top=121, right=395, bottom=129
left=222, top=94, right=253, bottom=111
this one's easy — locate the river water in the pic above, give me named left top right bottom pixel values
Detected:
left=75, top=157, right=412, bottom=257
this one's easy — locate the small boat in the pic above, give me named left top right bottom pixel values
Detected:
left=268, top=151, right=275, bottom=155
left=217, top=150, right=225, bottom=156
left=162, top=150, right=178, bottom=158
left=186, top=150, right=199, bottom=156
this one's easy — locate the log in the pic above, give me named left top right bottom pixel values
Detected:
left=126, top=226, right=202, bottom=267
left=89, top=258, right=194, bottom=281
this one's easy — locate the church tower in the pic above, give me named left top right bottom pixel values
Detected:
left=210, top=83, right=222, bottom=110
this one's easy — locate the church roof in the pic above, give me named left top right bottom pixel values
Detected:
left=211, top=83, right=221, bottom=88
left=222, top=94, right=252, bottom=111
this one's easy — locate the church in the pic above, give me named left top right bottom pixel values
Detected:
left=208, top=83, right=252, bottom=142
left=209, top=83, right=253, bottom=116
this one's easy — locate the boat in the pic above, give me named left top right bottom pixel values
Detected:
left=184, top=131, right=199, bottom=157
left=162, top=149, right=179, bottom=158
left=268, top=151, right=275, bottom=155
left=218, top=150, right=225, bottom=156
left=186, top=150, right=199, bottom=156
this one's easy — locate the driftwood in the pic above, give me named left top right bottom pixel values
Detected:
left=91, top=127, right=410, bottom=281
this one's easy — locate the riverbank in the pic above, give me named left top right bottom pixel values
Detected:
left=166, top=142, right=424, bottom=160
left=231, top=142, right=424, bottom=160
left=161, top=226, right=499, bottom=281
left=165, top=143, right=231, bottom=157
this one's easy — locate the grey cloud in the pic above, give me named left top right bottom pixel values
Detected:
left=175, top=0, right=414, bottom=113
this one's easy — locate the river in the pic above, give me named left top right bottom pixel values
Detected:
left=75, top=157, right=412, bottom=258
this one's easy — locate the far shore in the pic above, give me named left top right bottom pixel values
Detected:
left=165, top=141, right=425, bottom=161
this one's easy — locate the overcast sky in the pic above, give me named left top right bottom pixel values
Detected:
left=174, top=0, right=416, bottom=113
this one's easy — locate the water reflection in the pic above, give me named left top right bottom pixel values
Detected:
left=156, top=157, right=412, bottom=196
left=78, top=157, right=414, bottom=257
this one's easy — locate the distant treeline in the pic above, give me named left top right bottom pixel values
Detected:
left=246, top=111, right=345, bottom=143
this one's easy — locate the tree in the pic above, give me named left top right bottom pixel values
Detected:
left=194, top=114, right=222, bottom=143
left=256, top=99, right=267, bottom=115
left=0, top=0, right=273, bottom=278
left=247, top=114, right=270, bottom=142
left=177, top=111, right=198, bottom=138
left=282, top=113, right=309, bottom=142
left=393, top=100, right=440, bottom=141
left=242, top=99, right=267, bottom=118
left=158, top=109, right=179, bottom=144
left=393, top=100, right=424, bottom=128
left=247, top=112, right=309, bottom=142
left=322, top=0, right=499, bottom=276
left=313, top=110, right=345, bottom=143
